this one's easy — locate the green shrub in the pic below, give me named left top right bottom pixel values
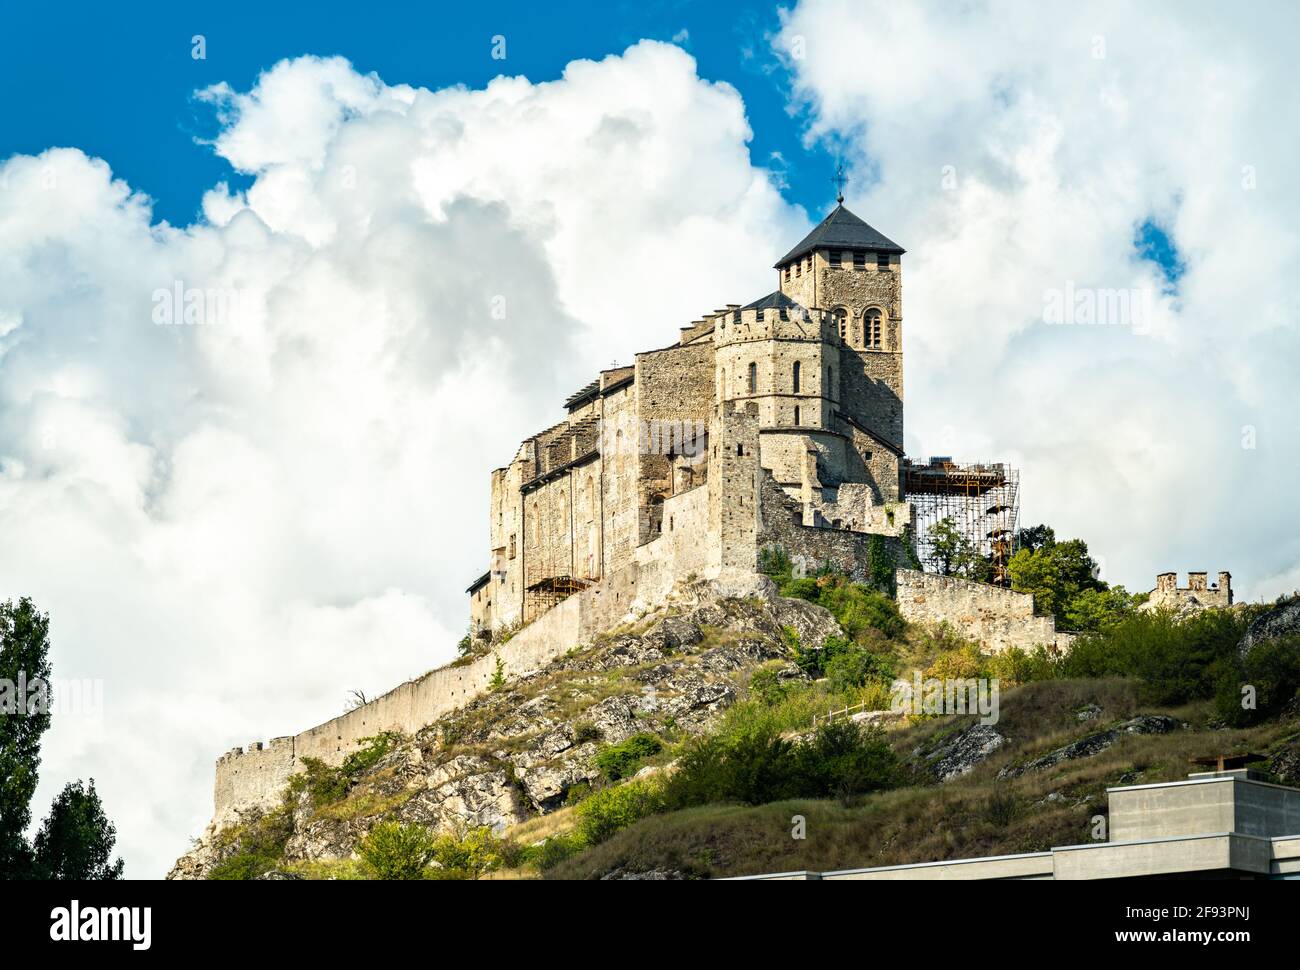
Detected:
left=1214, top=635, right=1300, bottom=727
left=428, top=826, right=507, bottom=879
left=792, top=720, right=902, bottom=799
left=286, top=733, right=401, bottom=810
left=818, top=582, right=905, bottom=641
left=824, top=642, right=895, bottom=692
left=661, top=720, right=901, bottom=811
left=206, top=809, right=294, bottom=881
left=286, top=757, right=350, bottom=809
left=1062, top=608, right=1253, bottom=705
left=357, top=822, right=438, bottom=880
left=575, top=780, right=663, bottom=844
left=984, top=646, right=1062, bottom=687
left=748, top=663, right=790, bottom=707
left=594, top=732, right=662, bottom=782
left=524, top=832, right=587, bottom=870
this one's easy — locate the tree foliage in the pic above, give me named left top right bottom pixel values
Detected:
left=31, top=779, right=125, bottom=880
left=1007, top=525, right=1140, bottom=630
left=0, top=598, right=53, bottom=878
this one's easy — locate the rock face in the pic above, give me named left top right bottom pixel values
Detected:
left=924, top=724, right=1006, bottom=781
left=998, top=715, right=1180, bottom=779
left=169, top=581, right=843, bottom=879
left=1239, top=596, right=1300, bottom=658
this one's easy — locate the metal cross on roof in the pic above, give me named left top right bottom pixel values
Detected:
left=831, top=162, right=847, bottom=205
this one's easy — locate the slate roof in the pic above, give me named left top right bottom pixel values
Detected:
left=739, top=291, right=807, bottom=312
left=775, top=204, right=905, bottom=267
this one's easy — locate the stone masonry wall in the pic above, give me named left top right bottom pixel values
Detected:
left=895, top=568, right=1075, bottom=654
left=212, top=548, right=685, bottom=826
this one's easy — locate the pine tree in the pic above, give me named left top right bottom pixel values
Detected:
left=32, top=778, right=125, bottom=880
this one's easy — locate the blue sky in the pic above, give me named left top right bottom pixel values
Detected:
left=0, top=0, right=843, bottom=227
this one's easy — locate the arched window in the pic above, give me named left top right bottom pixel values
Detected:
left=747, top=362, right=757, bottom=394
left=792, top=361, right=801, bottom=393
left=833, top=307, right=849, bottom=344
left=865, top=308, right=883, bottom=349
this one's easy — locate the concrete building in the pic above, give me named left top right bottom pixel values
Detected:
left=734, top=767, right=1300, bottom=880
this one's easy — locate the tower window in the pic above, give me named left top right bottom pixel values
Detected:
left=826, top=365, right=833, bottom=389
left=784, top=265, right=790, bottom=281
left=877, top=253, right=890, bottom=270
left=747, top=362, right=757, bottom=393
left=853, top=251, right=866, bottom=269
left=865, top=308, right=883, bottom=349
left=829, top=250, right=841, bottom=268
left=794, top=405, right=801, bottom=425
left=756, top=309, right=764, bottom=322
left=833, top=307, right=848, bottom=344
left=796, top=261, right=802, bottom=278
left=792, top=360, right=801, bottom=393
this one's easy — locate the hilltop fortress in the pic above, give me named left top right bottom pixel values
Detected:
left=208, top=204, right=1085, bottom=827
left=467, top=201, right=914, bottom=638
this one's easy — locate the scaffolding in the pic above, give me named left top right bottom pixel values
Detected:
left=904, top=457, right=1021, bottom=586
left=524, top=575, right=591, bottom=622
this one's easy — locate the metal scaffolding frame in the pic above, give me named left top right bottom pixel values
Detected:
left=524, top=575, right=591, bottom=622
left=904, top=458, right=1021, bottom=586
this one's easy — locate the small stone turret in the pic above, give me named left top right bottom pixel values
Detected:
left=1141, top=570, right=1233, bottom=615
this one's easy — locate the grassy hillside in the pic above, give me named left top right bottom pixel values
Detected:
left=173, top=568, right=1300, bottom=881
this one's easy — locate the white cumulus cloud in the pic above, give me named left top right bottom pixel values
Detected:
left=777, top=0, right=1300, bottom=596
left=0, top=42, right=801, bottom=877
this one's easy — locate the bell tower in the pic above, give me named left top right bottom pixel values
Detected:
left=772, top=195, right=905, bottom=500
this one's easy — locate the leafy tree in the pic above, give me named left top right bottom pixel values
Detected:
left=1064, top=586, right=1141, bottom=633
left=927, top=518, right=991, bottom=581
left=1015, top=524, right=1056, bottom=554
left=31, top=779, right=124, bottom=880
left=0, top=598, right=53, bottom=878
left=1007, top=530, right=1104, bottom=624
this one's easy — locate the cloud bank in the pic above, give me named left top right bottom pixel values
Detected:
left=778, top=0, right=1300, bottom=595
left=0, top=42, right=800, bottom=876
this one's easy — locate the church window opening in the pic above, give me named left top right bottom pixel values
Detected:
left=833, top=307, right=848, bottom=343
left=865, top=308, right=883, bottom=349
left=747, top=362, right=757, bottom=393
left=792, top=360, right=801, bottom=393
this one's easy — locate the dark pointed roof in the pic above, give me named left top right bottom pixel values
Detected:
left=775, top=204, right=905, bottom=267
left=740, top=291, right=807, bottom=312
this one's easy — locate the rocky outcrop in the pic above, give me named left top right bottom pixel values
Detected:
left=170, top=581, right=844, bottom=879
left=1239, top=596, right=1300, bottom=658
left=997, top=715, right=1180, bottom=779
left=923, top=724, right=1006, bottom=781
